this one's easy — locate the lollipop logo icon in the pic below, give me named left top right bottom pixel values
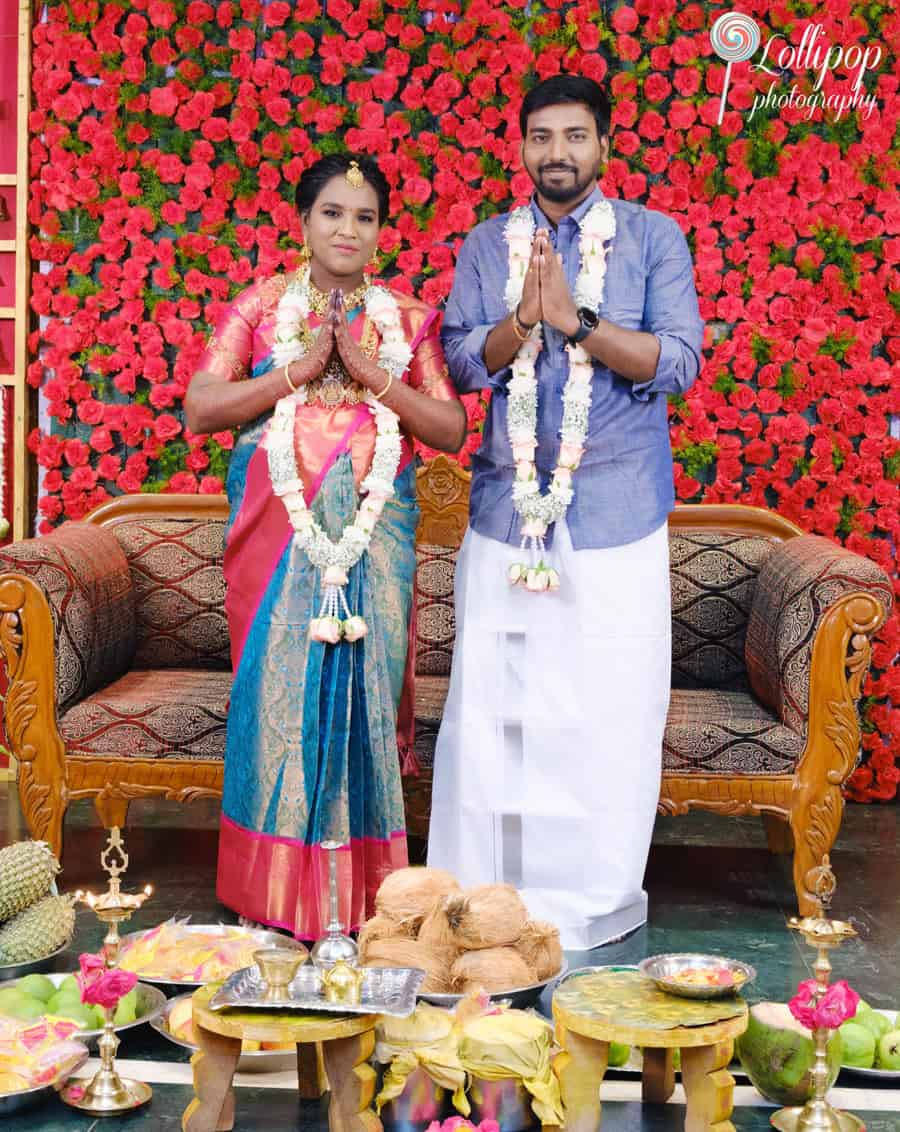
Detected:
left=711, top=12, right=762, bottom=125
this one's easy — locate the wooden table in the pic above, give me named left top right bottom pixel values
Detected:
left=181, top=984, right=381, bottom=1132
left=552, top=970, right=749, bottom=1132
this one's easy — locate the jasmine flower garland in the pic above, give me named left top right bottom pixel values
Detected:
left=503, top=201, right=616, bottom=591
left=267, top=266, right=411, bottom=642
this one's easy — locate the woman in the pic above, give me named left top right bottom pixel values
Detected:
left=186, top=155, right=466, bottom=939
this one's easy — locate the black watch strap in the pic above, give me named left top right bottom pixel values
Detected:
left=567, top=307, right=598, bottom=346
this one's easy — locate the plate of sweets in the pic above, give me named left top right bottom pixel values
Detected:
left=0, top=1014, right=89, bottom=1116
left=118, top=918, right=306, bottom=988
left=638, top=953, right=756, bottom=1000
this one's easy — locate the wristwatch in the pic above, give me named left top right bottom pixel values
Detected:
left=567, top=306, right=599, bottom=346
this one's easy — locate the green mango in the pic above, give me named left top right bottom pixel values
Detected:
left=113, top=989, right=138, bottom=1025
left=15, top=974, right=56, bottom=1002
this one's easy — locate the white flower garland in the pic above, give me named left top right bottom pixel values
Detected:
left=266, top=266, right=411, bottom=643
left=504, top=200, right=616, bottom=592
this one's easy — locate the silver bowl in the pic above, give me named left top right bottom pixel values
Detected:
left=0, top=972, right=165, bottom=1047
left=638, top=953, right=755, bottom=1000
left=0, top=942, right=72, bottom=984
left=417, top=960, right=568, bottom=1011
left=374, top=1063, right=451, bottom=1130
left=117, top=924, right=306, bottom=988
left=0, top=1044, right=89, bottom=1115
left=152, top=992, right=298, bottom=1072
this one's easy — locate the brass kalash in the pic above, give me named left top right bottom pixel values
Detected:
left=771, top=859, right=863, bottom=1132
left=60, top=827, right=154, bottom=1115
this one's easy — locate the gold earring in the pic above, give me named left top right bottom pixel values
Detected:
left=366, top=250, right=379, bottom=271
left=299, top=240, right=310, bottom=264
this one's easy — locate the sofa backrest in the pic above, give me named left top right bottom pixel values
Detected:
left=669, top=530, right=777, bottom=690
left=110, top=518, right=231, bottom=671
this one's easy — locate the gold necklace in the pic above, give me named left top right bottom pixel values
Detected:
left=307, top=275, right=370, bottom=317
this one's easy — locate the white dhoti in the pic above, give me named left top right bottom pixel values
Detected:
left=427, top=518, right=671, bottom=951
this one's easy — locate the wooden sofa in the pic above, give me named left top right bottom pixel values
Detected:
left=0, top=456, right=891, bottom=916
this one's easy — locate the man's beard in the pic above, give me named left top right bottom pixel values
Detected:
left=532, top=165, right=597, bottom=203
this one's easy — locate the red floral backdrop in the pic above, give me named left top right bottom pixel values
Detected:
left=26, top=0, right=900, bottom=799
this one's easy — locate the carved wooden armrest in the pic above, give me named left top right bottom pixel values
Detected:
left=745, top=534, right=892, bottom=745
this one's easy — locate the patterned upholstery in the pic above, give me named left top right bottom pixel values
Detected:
left=407, top=674, right=449, bottom=841
left=59, top=668, right=230, bottom=760
left=670, top=531, right=775, bottom=690
left=0, top=524, right=136, bottom=714
left=112, top=519, right=231, bottom=671
left=414, top=543, right=457, bottom=676
left=745, top=535, right=894, bottom=734
left=663, top=688, right=804, bottom=775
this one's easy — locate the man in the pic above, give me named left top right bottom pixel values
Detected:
left=427, top=75, right=704, bottom=950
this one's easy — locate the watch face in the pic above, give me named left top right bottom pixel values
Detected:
left=578, top=306, right=599, bottom=328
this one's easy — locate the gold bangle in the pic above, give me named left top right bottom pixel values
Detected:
left=284, top=360, right=299, bottom=393
left=511, top=314, right=531, bottom=343
left=372, top=372, right=393, bottom=401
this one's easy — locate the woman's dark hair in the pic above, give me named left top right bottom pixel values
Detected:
left=519, top=75, right=611, bottom=140
left=295, top=154, right=390, bottom=225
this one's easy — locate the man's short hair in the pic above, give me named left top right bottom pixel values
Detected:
left=519, top=75, right=612, bottom=140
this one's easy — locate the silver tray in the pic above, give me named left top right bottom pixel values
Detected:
left=117, top=924, right=306, bottom=988
left=152, top=993, right=297, bottom=1073
left=0, top=942, right=72, bottom=983
left=209, top=963, right=424, bottom=1018
left=417, top=959, right=568, bottom=1011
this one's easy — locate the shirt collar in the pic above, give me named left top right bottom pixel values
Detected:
left=530, top=184, right=606, bottom=231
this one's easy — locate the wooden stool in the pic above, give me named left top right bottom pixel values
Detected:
left=552, top=972, right=748, bottom=1132
left=182, top=983, right=381, bottom=1132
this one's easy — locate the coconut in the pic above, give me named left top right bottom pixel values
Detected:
left=357, top=914, right=410, bottom=954
left=444, top=885, right=528, bottom=950
left=417, top=900, right=459, bottom=962
left=450, top=946, right=536, bottom=994
left=735, top=1002, right=842, bottom=1106
left=513, top=921, right=563, bottom=981
left=374, top=868, right=461, bottom=933
left=361, top=937, right=452, bottom=994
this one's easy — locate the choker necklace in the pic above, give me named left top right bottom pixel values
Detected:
left=307, top=276, right=369, bottom=318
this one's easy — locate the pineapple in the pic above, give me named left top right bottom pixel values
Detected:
left=0, top=841, right=59, bottom=923
left=0, top=894, right=76, bottom=964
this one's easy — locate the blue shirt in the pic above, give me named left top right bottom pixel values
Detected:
left=441, top=187, right=705, bottom=549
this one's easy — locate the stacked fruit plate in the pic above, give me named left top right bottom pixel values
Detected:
left=839, top=1004, right=900, bottom=1078
left=152, top=994, right=297, bottom=1073
left=0, top=973, right=164, bottom=1048
left=0, top=842, right=76, bottom=980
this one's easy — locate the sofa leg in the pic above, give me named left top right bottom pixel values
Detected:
left=94, top=794, right=131, bottom=831
left=17, top=763, right=67, bottom=861
left=762, top=813, right=793, bottom=855
left=789, top=801, right=841, bottom=918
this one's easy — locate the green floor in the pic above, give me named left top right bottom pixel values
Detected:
left=3, top=786, right=900, bottom=1130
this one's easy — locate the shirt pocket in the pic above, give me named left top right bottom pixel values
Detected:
left=601, top=256, right=647, bottom=331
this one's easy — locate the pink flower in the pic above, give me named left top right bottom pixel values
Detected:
left=815, top=981, right=859, bottom=1030
left=76, top=952, right=138, bottom=1009
left=788, top=979, right=859, bottom=1031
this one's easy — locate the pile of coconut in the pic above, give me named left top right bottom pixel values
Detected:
left=358, top=868, right=562, bottom=995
